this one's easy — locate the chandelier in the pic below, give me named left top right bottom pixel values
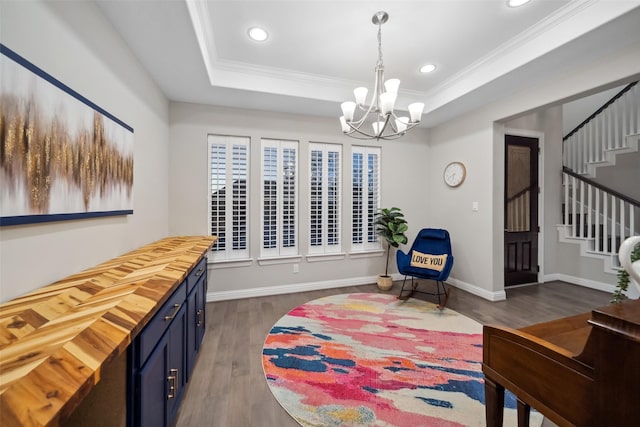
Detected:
left=339, top=11, right=424, bottom=140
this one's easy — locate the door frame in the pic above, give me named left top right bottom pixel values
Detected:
left=504, top=128, right=545, bottom=285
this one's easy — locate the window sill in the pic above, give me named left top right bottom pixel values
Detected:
left=208, top=258, right=253, bottom=269
left=257, top=255, right=303, bottom=266
left=349, top=250, right=385, bottom=259
left=306, top=253, right=347, bottom=263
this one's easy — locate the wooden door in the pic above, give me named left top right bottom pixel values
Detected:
left=504, top=135, right=539, bottom=286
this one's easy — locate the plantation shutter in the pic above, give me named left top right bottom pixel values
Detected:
left=309, top=143, right=341, bottom=254
left=208, top=135, right=249, bottom=261
left=351, top=146, right=381, bottom=252
left=261, top=139, right=299, bottom=257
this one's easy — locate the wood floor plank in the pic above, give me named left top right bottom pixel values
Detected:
left=175, top=280, right=611, bottom=426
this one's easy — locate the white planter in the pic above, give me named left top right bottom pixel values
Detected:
left=619, top=236, right=640, bottom=295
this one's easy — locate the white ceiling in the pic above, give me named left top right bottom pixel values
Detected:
left=96, top=0, right=640, bottom=128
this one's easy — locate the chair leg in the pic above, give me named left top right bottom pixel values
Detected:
left=436, top=281, right=450, bottom=310
left=398, top=276, right=413, bottom=300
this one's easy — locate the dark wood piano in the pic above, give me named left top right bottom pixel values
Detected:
left=482, top=298, right=640, bottom=427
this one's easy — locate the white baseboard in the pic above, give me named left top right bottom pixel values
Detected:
left=206, top=273, right=506, bottom=302
left=543, top=273, right=616, bottom=293
left=447, top=277, right=507, bottom=301
left=206, top=273, right=405, bottom=302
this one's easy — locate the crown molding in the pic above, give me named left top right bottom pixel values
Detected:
left=185, top=0, right=640, bottom=118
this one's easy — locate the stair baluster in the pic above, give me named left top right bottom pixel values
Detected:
left=563, top=81, right=638, bottom=177
left=560, top=168, right=639, bottom=273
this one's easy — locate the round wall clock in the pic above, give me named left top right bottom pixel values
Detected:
left=443, top=161, right=466, bottom=187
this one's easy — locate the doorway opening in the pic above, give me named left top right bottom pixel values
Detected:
left=504, top=134, right=539, bottom=287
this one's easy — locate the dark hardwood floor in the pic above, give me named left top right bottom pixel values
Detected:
left=175, top=280, right=611, bottom=426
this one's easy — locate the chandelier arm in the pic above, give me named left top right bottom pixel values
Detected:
left=346, top=125, right=378, bottom=139
left=378, top=114, right=392, bottom=136
left=387, top=118, right=399, bottom=134
left=378, top=134, right=406, bottom=140
left=351, top=102, right=376, bottom=126
left=404, top=121, right=421, bottom=131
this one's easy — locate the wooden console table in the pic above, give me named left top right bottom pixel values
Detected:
left=0, top=236, right=216, bottom=427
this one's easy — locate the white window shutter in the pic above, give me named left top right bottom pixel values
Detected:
left=208, top=135, right=250, bottom=261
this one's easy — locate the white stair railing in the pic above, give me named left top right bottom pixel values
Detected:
left=562, top=168, right=639, bottom=262
left=563, top=82, right=639, bottom=176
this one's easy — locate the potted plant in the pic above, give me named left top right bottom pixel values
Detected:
left=375, top=207, right=408, bottom=290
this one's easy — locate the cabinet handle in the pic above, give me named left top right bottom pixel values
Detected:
left=196, top=309, right=203, bottom=327
left=167, top=368, right=178, bottom=400
left=164, top=303, right=181, bottom=321
left=194, top=267, right=205, bottom=277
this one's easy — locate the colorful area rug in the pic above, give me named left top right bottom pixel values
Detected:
left=262, top=293, right=543, bottom=427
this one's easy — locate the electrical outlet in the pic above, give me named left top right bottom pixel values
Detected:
left=293, top=264, right=299, bottom=273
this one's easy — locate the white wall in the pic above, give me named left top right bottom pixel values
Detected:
left=589, top=151, right=640, bottom=201
left=168, top=102, right=430, bottom=299
left=0, top=1, right=170, bottom=303
left=170, top=34, right=640, bottom=302
left=428, top=39, right=640, bottom=299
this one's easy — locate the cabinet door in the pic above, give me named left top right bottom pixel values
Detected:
left=195, top=276, right=206, bottom=350
left=186, top=274, right=207, bottom=379
left=137, top=334, right=168, bottom=427
left=186, top=286, right=197, bottom=381
left=166, top=304, right=186, bottom=426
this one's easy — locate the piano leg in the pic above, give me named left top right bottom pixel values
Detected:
left=517, top=397, right=531, bottom=427
left=484, top=377, right=505, bottom=427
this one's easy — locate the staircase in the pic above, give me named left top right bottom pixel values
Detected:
left=563, top=82, right=639, bottom=177
left=558, top=82, right=640, bottom=274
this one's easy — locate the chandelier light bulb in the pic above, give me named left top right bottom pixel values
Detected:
left=354, top=87, right=368, bottom=105
left=408, top=102, right=425, bottom=123
left=372, top=121, right=386, bottom=136
left=341, top=101, right=356, bottom=121
left=396, top=116, right=409, bottom=132
left=379, top=92, right=395, bottom=115
left=384, top=79, right=400, bottom=95
left=339, top=116, right=350, bottom=132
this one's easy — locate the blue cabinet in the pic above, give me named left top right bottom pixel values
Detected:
left=129, top=257, right=207, bottom=427
left=136, top=303, right=185, bottom=427
left=186, top=257, right=207, bottom=379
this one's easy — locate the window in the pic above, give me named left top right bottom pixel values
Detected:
left=309, top=143, right=342, bottom=254
left=261, top=138, right=298, bottom=258
left=208, top=135, right=249, bottom=261
left=351, top=146, right=380, bottom=252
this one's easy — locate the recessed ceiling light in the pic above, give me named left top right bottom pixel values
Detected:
left=507, top=0, right=531, bottom=7
left=248, top=27, right=268, bottom=42
left=420, top=64, right=437, bottom=73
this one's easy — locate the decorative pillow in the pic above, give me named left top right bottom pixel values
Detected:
left=410, top=250, right=448, bottom=272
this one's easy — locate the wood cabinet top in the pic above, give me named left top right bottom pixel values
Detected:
left=0, top=236, right=216, bottom=427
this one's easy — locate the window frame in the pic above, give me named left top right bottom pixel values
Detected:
left=351, top=145, right=381, bottom=253
left=260, top=138, right=299, bottom=259
left=207, top=134, right=250, bottom=262
left=308, top=142, right=342, bottom=255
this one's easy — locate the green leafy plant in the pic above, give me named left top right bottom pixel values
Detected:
left=611, top=243, right=640, bottom=303
left=375, top=207, right=408, bottom=277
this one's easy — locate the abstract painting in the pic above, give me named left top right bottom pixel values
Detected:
left=0, top=44, right=134, bottom=226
